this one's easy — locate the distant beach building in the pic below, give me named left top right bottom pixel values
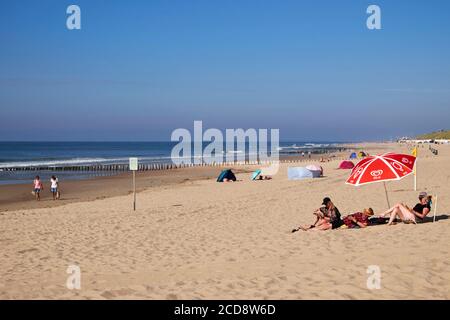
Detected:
left=398, top=138, right=449, bottom=144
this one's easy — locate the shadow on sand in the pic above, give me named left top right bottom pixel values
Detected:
left=419, top=214, right=449, bottom=224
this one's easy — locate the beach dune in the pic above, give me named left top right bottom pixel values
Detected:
left=0, top=143, right=449, bottom=299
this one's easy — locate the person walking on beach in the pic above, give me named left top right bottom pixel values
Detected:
left=50, top=175, right=59, bottom=200
left=33, top=176, right=43, bottom=201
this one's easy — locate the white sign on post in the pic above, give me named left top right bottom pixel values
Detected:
left=129, top=158, right=138, bottom=211
left=129, top=157, right=138, bottom=171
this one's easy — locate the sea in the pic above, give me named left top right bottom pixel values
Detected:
left=0, top=141, right=344, bottom=185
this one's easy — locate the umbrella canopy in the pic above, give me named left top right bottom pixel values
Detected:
left=346, top=153, right=416, bottom=186
left=306, top=164, right=322, bottom=172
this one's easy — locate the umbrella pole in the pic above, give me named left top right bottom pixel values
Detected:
left=433, top=195, right=438, bottom=223
left=383, top=182, right=391, bottom=208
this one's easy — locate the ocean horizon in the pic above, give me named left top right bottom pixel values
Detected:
left=0, top=141, right=347, bottom=185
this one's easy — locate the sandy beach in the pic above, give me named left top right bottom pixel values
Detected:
left=0, top=142, right=449, bottom=300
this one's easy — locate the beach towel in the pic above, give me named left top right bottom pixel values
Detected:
left=368, top=217, right=389, bottom=226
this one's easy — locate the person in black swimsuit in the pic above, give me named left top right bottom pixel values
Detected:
left=323, top=197, right=344, bottom=230
left=412, top=192, right=432, bottom=220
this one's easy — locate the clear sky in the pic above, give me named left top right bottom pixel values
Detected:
left=1, top=0, right=449, bottom=141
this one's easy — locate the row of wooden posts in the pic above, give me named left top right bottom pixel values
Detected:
left=429, top=146, right=439, bottom=156
left=0, top=156, right=349, bottom=172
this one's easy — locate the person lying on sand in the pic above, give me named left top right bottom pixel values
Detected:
left=379, top=192, right=431, bottom=225
left=292, top=197, right=344, bottom=232
left=341, top=208, right=374, bottom=229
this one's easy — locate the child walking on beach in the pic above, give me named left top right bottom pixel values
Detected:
left=50, top=175, right=59, bottom=200
left=33, top=176, right=43, bottom=201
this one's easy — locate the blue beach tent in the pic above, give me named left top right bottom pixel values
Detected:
left=350, top=152, right=357, bottom=159
left=217, top=169, right=237, bottom=182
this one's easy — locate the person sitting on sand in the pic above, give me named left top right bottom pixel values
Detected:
left=33, top=175, right=43, bottom=201
left=292, top=197, right=344, bottom=232
left=292, top=206, right=329, bottom=232
left=322, top=197, right=344, bottom=230
left=411, top=192, right=432, bottom=220
left=379, top=192, right=431, bottom=225
left=379, top=203, right=416, bottom=225
left=342, top=208, right=374, bottom=229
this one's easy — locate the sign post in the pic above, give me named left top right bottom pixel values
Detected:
left=129, top=157, right=138, bottom=211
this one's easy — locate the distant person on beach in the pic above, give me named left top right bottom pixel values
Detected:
left=292, top=197, right=344, bottom=232
left=378, top=192, right=431, bottom=225
left=342, top=208, right=374, bottom=229
left=50, top=175, right=59, bottom=200
left=33, top=176, right=43, bottom=201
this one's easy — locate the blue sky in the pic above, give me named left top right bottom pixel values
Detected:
left=1, top=0, right=449, bottom=141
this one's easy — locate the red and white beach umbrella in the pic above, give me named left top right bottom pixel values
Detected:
left=346, top=153, right=416, bottom=186
left=346, top=153, right=416, bottom=207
